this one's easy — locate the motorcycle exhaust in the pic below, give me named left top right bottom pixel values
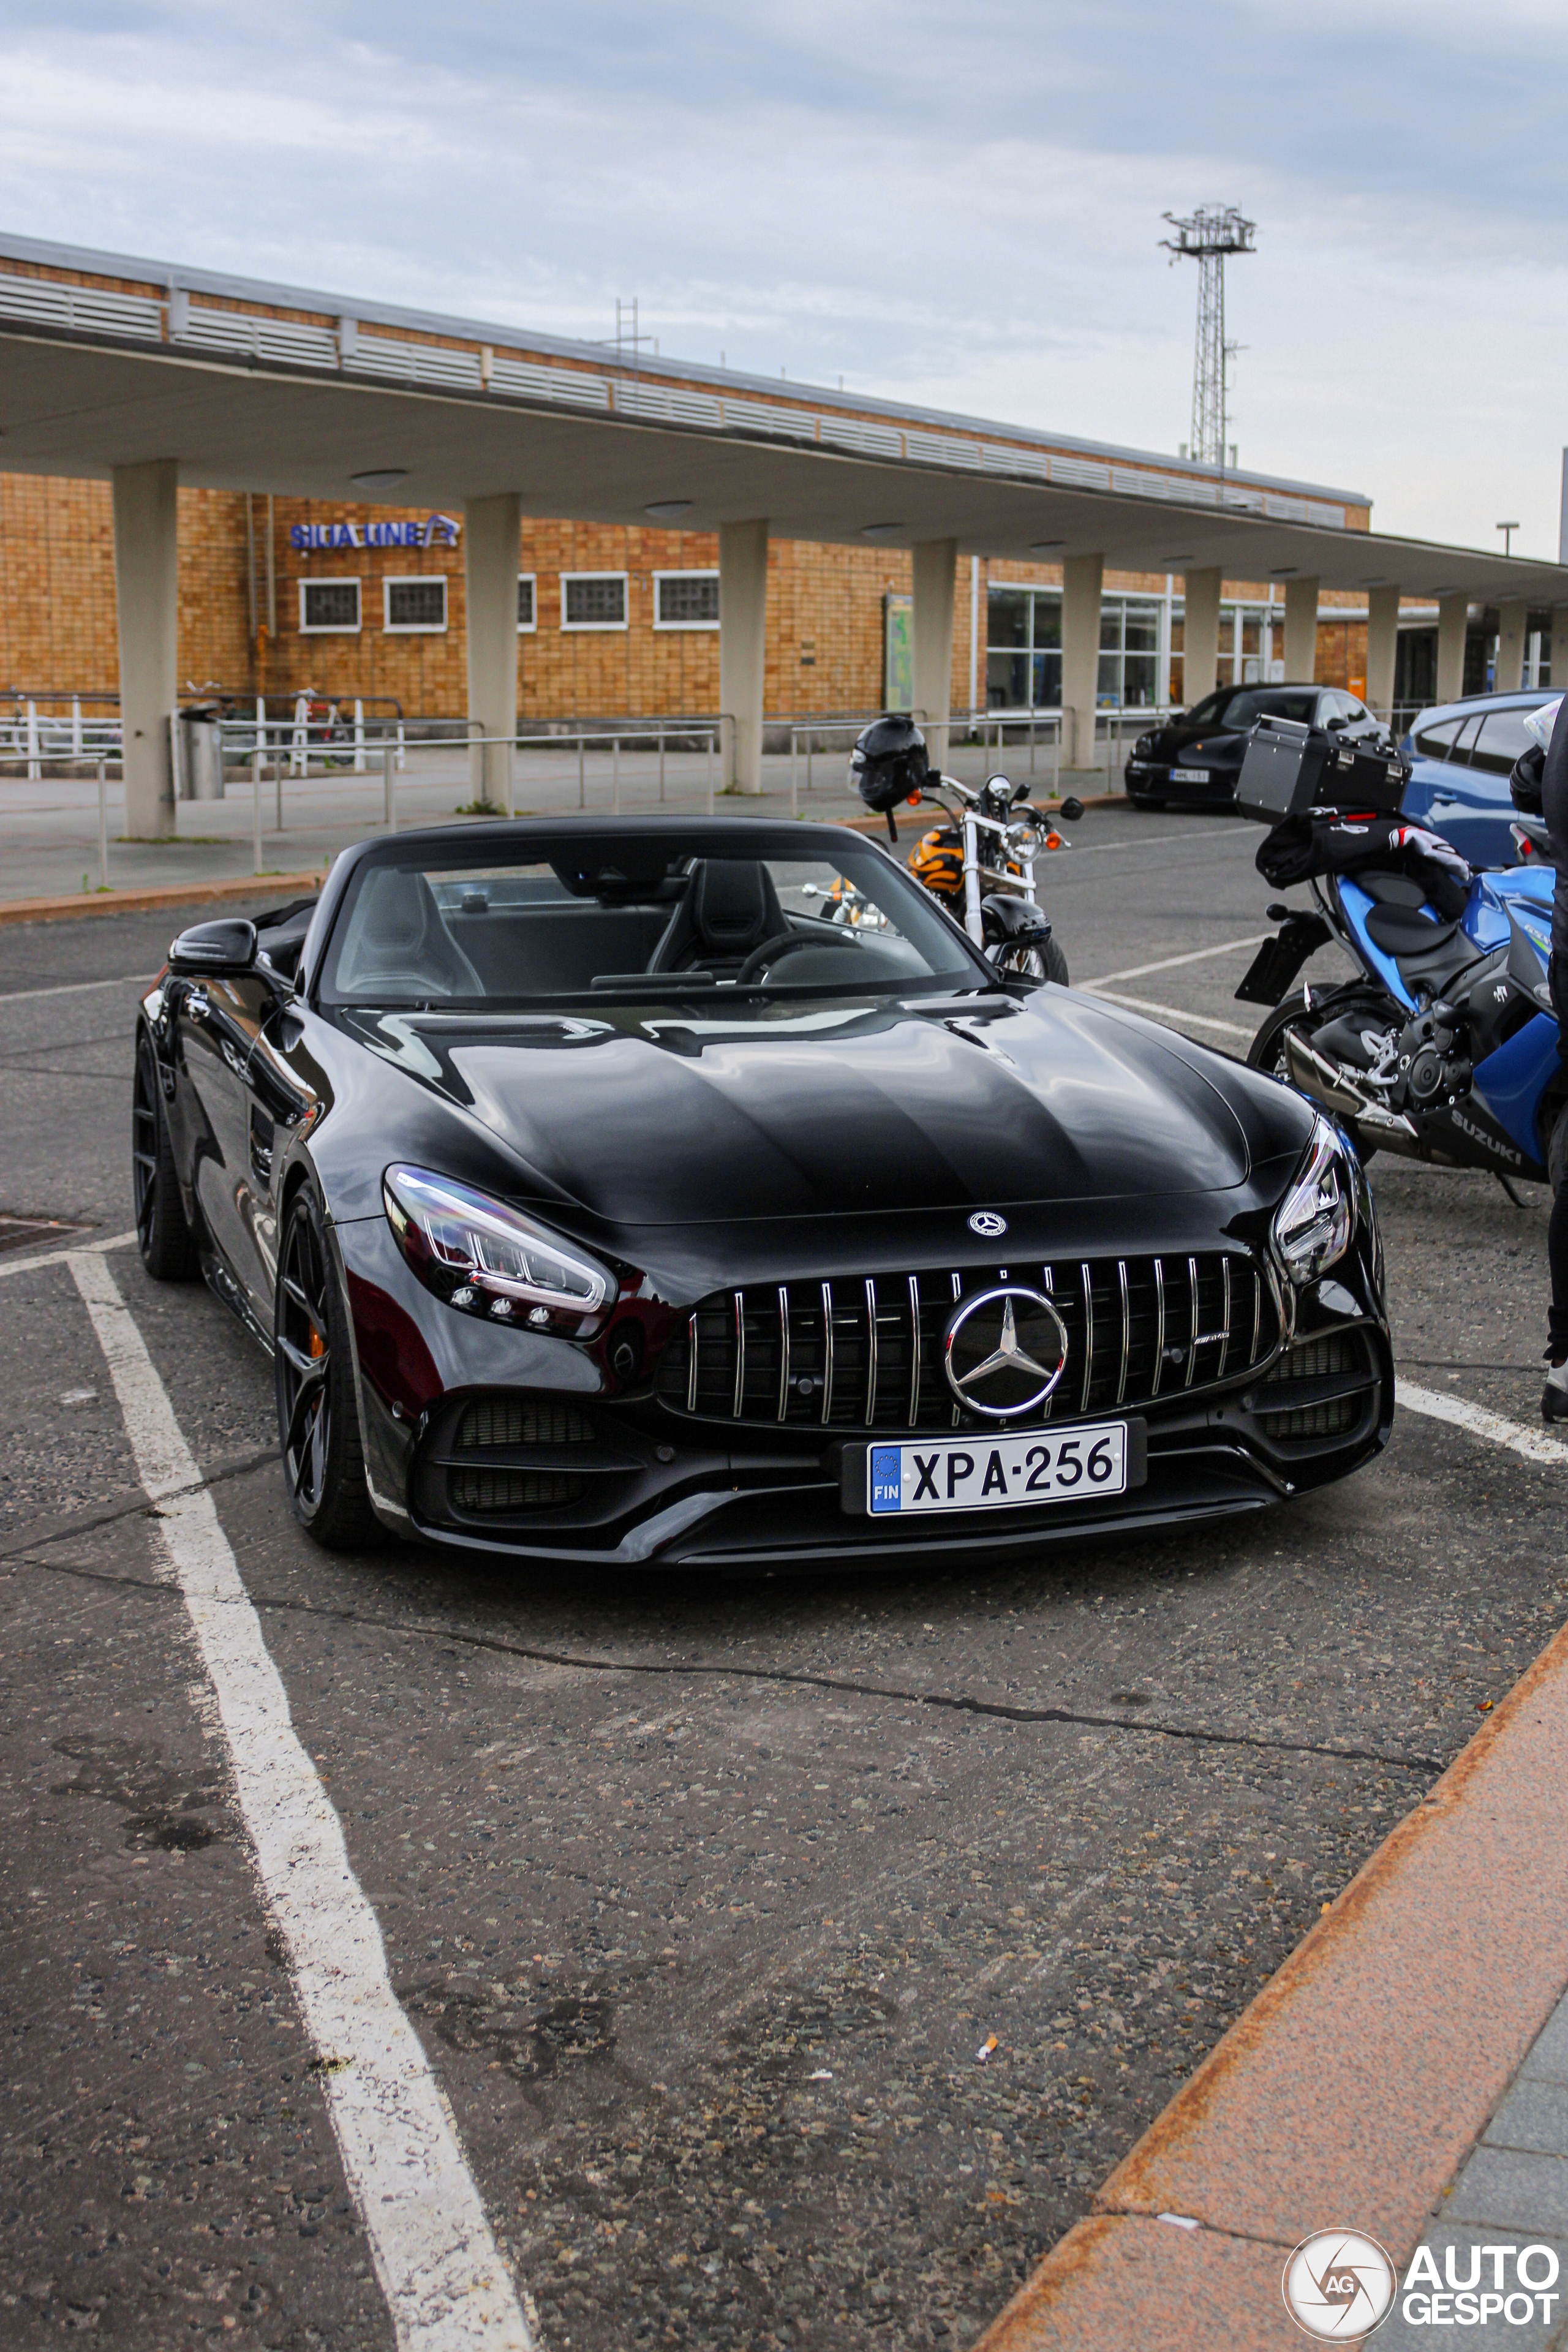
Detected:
left=1281, top=1029, right=1421, bottom=1156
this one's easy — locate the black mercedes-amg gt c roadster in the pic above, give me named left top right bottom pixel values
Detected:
left=131, top=816, right=1392, bottom=1569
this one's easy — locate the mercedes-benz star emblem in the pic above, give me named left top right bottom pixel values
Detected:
left=968, top=1210, right=1008, bottom=1238
left=944, top=1287, right=1068, bottom=1419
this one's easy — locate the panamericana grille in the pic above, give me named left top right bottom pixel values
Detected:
left=450, top=1468, right=587, bottom=1512
left=655, top=1253, right=1279, bottom=1431
left=1256, top=1330, right=1375, bottom=1444
left=454, top=1400, right=595, bottom=1449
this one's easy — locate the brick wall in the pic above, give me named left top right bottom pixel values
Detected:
left=0, top=477, right=1371, bottom=717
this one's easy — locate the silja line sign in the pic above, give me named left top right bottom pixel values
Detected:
left=288, top=516, right=461, bottom=551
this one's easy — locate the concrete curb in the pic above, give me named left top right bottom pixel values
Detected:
left=974, top=1610, right=1568, bottom=2349
left=0, top=870, right=328, bottom=927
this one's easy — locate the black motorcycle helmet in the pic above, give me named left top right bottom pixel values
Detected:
left=850, top=713, right=930, bottom=815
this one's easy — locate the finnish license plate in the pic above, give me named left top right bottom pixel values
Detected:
left=1170, top=766, right=1210, bottom=783
left=862, top=1422, right=1129, bottom=1515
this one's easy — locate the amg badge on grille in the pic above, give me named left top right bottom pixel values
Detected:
left=944, top=1287, right=1068, bottom=1419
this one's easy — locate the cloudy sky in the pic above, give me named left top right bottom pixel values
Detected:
left=2, top=1, right=1564, bottom=554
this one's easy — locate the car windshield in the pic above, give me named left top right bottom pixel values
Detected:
left=1184, top=688, right=1319, bottom=731
left=317, top=829, right=984, bottom=1006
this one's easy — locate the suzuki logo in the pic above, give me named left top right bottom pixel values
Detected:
left=943, top=1287, right=1068, bottom=1419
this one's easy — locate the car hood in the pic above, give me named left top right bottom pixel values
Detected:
left=1148, top=723, right=1244, bottom=758
left=334, top=990, right=1259, bottom=1227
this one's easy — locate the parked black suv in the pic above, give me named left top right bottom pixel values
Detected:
left=1125, top=685, right=1391, bottom=811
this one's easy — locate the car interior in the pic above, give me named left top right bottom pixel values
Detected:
left=320, top=854, right=942, bottom=1000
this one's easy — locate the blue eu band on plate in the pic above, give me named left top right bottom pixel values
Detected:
left=867, top=1423, right=1129, bottom=1515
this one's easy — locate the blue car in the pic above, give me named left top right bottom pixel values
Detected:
left=1399, top=690, right=1556, bottom=867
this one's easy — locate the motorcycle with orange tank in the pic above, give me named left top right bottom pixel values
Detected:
left=849, top=715, right=1082, bottom=983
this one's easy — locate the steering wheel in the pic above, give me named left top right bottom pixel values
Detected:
left=737, top=927, right=862, bottom=984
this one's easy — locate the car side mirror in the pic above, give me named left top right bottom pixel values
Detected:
left=1325, top=715, right=1348, bottom=733
left=1057, top=795, right=1085, bottom=823
left=168, top=918, right=258, bottom=976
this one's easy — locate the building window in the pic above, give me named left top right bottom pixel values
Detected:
left=518, top=575, right=537, bottom=633
left=384, top=577, right=447, bottom=633
left=299, top=579, right=361, bottom=633
left=1098, top=598, right=1161, bottom=708
left=986, top=587, right=1060, bottom=710
left=561, top=572, right=628, bottom=630
left=654, top=571, right=720, bottom=629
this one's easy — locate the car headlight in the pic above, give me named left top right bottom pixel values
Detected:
left=1270, top=1117, right=1356, bottom=1287
left=383, top=1164, right=615, bottom=1334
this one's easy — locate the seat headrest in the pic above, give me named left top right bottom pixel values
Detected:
left=352, top=868, right=439, bottom=962
left=689, top=860, right=779, bottom=953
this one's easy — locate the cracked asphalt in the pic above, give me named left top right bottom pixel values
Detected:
left=2, top=805, right=1563, bottom=2351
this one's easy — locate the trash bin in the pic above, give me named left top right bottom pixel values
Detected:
left=178, top=704, right=225, bottom=801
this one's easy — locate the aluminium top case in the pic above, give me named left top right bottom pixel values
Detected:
left=1234, top=714, right=1408, bottom=825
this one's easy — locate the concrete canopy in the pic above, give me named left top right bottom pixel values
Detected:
left=0, top=233, right=1564, bottom=599
left=4, top=324, right=1567, bottom=600
left=7, top=231, right=1567, bottom=824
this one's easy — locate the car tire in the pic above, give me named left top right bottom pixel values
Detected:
left=132, top=1028, right=199, bottom=1281
left=1127, top=792, right=1166, bottom=811
left=274, top=1182, right=384, bottom=1552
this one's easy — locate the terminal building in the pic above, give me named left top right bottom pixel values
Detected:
left=1, top=231, right=1564, bottom=831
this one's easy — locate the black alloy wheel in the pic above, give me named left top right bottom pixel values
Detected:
left=132, top=1029, right=198, bottom=1280
left=274, top=1185, right=382, bottom=1551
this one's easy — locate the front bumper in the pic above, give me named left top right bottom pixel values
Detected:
left=1125, top=759, right=1240, bottom=804
left=336, top=1214, right=1392, bottom=1569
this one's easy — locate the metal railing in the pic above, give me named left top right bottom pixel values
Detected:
left=968, top=705, right=1182, bottom=788
left=1, top=696, right=123, bottom=777
left=512, top=720, right=724, bottom=812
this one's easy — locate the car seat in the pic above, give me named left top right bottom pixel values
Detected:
left=336, top=867, right=483, bottom=997
left=647, top=860, right=787, bottom=974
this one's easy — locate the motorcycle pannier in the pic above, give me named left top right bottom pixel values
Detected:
left=1235, top=715, right=1408, bottom=824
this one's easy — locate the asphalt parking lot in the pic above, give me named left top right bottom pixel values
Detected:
left=2, top=802, right=1562, bottom=2352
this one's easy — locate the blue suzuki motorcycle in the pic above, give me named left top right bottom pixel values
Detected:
left=1234, top=703, right=1566, bottom=1190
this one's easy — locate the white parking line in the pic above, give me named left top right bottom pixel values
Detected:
left=67, top=1250, right=533, bottom=2352
left=0, top=972, right=152, bottom=1006
left=0, top=1228, right=137, bottom=1279
left=1081, top=935, right=1269, bottom=987
left=1079, top=987, right=1253, bottom=1039
left=1398, top=1380, right=1568, bottom=1466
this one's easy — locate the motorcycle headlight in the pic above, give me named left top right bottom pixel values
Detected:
left=383, top=1165, right=615, bottom=1335
left=1270, top=1117, right=1356, bottom=1287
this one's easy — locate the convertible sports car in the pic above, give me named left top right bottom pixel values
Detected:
left=132, top=816, right=1392, bottom=1569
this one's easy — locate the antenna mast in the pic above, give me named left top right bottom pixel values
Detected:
left=1161, top=207, right=1256, bottom=470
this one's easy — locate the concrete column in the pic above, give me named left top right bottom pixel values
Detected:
left=1366, top=584, right=1401, bottom=720
left=111, top=459, right=179, bottom=839
left=1436, top=594, right=1469, bottom=704
left=1181, top=567, right=1221, bottom=705
left=1552, top=611, right=1568, bottom=693
left=1495, top=598, right=1529, bottom=695
left=1061, top=553, right=1104, bottom=770
left=464, top=492, right=522, bottom=809
left=719, top=519, right=769, bottom=794
left=1283, top=576, right=1321, bottom=684
left=911, top=539, right=957, bottom=769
